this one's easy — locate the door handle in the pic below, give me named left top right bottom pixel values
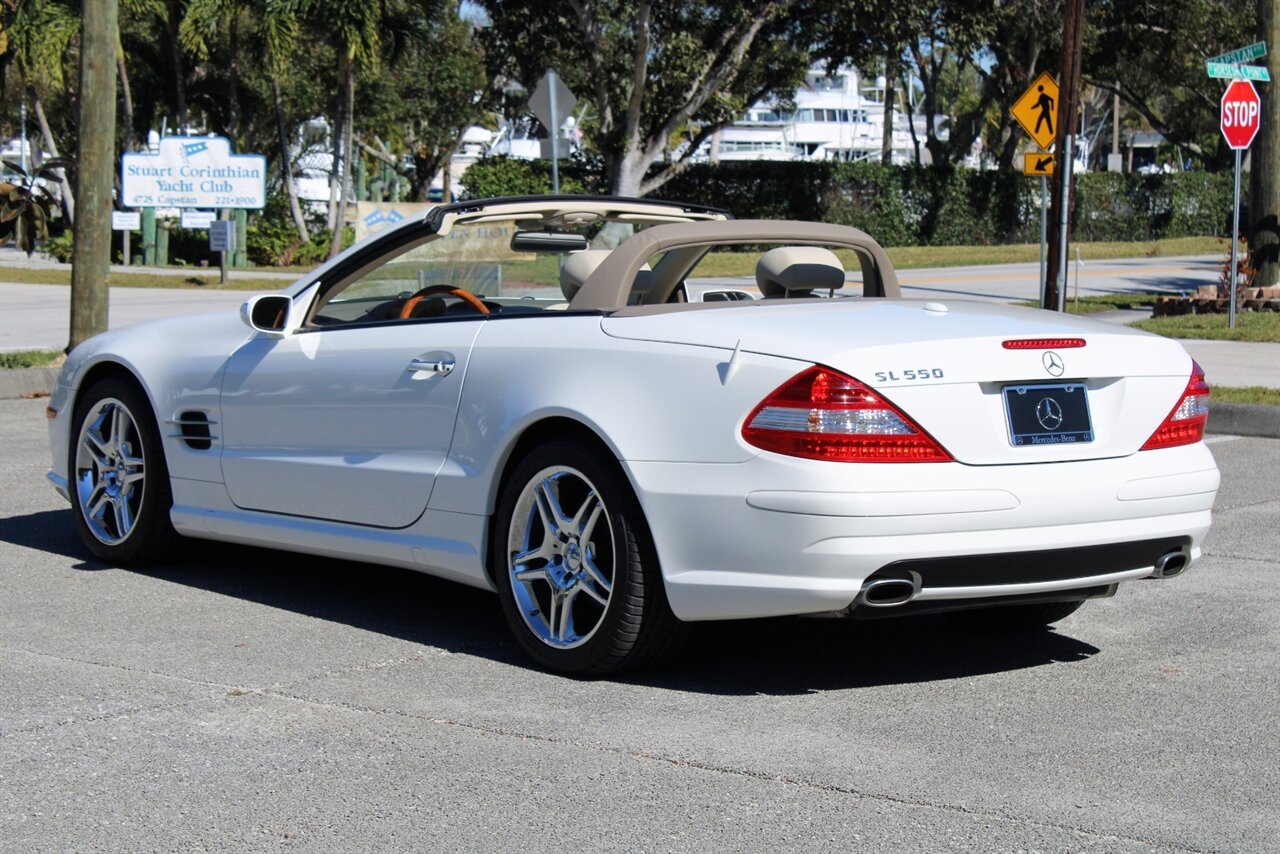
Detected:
left=406, top=357, right=455, bottom=376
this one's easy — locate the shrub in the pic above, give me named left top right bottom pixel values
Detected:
left=460, top=155, right=594, bottom=198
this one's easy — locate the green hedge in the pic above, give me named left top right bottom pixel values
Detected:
left=462, top=156, right=1234, bottom=246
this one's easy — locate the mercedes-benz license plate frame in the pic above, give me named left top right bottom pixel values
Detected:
left=1003, top=382, right=1094, bottom=447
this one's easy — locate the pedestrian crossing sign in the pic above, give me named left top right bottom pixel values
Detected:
left=1012, top=72, right=1060, bottom=151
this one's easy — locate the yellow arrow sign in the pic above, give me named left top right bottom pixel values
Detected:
left=1024, top=152, right=1056, bottom=176
left=1012, top=72, right=1060, bottom=151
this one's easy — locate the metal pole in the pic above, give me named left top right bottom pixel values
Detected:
left=549, top=71, right=560, bottom=194
left=220, top=210, right=230, bottom=285
left=1039, top=175, right=1048, bottom=305
left=19, top=102, right=28, bottom=173
left=1230, top=148, right=1242, bottom=330
left=1057, top=134, right=1074, bottom=312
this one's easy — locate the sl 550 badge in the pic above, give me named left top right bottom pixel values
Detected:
left=874, top=368, right=945, bottom=383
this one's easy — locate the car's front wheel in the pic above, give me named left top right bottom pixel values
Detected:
left=493, top=440, right=685, bottom=676
left=69, top=377, right=178, bottom=564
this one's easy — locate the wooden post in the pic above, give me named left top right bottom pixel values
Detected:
left=1044, top=0, right=1085, bottom=311
left=155, top=218, right=170, bottom=266
left=141, top=207, right=156, bottom=265
left=68, top=0, right=118, bottom=351
left=234, top=209, right=248, bottom=267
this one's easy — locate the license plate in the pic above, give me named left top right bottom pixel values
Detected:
left=1003, top=383, right=1094, bottom=446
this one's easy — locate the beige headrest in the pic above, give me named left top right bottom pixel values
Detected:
left=560, top=250, right=612, bottom=300
left=756, top=247, right=845, bottom=298
left=561, top=249, right=654, bottom=301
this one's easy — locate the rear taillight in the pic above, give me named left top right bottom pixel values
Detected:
left=742, top=366, right=953, bottom=462
left=1141, top=360, right=1210, bottom=450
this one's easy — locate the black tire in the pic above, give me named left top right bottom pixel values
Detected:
left=965, top=599, right=1085, bottom=630
left=492, top=440, right=686, bottom=676
left=68, top=376, right=179, bottom=564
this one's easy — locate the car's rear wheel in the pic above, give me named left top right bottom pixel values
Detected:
left=493, top=440, right=685, bottom=676
left=69, top=377, right=178, bottom=564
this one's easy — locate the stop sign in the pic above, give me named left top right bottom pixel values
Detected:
left=1221, top=79, right=1261, bottom=150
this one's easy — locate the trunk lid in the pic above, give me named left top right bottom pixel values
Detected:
left=601, top=299, right=1194, bottom=464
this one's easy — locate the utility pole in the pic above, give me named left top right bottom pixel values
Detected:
left=69, top=0, right=119, bottom=351
left=1250, top=0, right=1278, bottom=287
left=1044, top=0, right=1085, bottom=311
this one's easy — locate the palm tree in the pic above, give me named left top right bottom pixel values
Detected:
left=322, top=0, right=386, bottom=258
left=182, top=0, right=312, bottom=243
left=8, top=0, right=79, bottom=224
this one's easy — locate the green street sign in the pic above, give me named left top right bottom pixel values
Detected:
left=1209, top=41, right=1267, bottom=66
left=1206, top=61, right=1271, bottom=82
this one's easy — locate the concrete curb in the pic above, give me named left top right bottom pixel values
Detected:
left=2, top=367, right=1276, bottom=438
left=0, top=367, right=61, bottom=401
left=1207, top=403, right=1280, bottom=439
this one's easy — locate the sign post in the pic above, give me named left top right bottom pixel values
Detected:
left=112, top=211, right=140, bottom=266
left=528, top=71, right=577, bottom=194
left=1012, top=73, right=1060, bottom=302
left=209, top=220, right=236, bottom=285
left=1220, top=78, right=1262, bottom=329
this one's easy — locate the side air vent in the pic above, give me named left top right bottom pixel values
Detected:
left=169, top=411, right=216, bottom=450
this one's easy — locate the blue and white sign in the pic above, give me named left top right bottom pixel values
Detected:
left=122, top=136, right=266, bottom=209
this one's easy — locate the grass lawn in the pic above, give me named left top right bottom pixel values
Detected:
left=4, top=236, right=1224, bottom=288
left=0, top=266, right=293, bottom=291
left=0, top=349, right=65, bottom=369
left=1017, top=293, right=1165, bottom=315
left=684, top=237, right=1222, bottom=278
left=1211, top=386, right=1280, bottom=406
left=1131, top=311, right=1280, bottom=343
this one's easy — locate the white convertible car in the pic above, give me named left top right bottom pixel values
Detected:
left=46, top=196, right=1219, bottom=675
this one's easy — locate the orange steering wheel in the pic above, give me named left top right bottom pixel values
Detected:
left=398, top=285, right=491, bottom=319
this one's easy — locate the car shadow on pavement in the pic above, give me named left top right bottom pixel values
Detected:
left=2, top=508, right=1099, bottom=692
left=632, top=616, right=1099, bottom=695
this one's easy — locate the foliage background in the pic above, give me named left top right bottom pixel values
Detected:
left=462, top=157, right=1235, bottom=247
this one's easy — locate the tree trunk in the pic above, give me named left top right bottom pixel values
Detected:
left=1250, top=0, right=1279, bottom=286
left=898, top=71, right=922, bottom=165
left=70, top=0, right=119, bottom=351
left=326, top=54, right=347, bottom=232
left=273, top=76, right=310, bottom=244
left=166, top=0, right=188, bottom=131
left=610, top=146, right=648, bottom=197
left=329, top=56, right=356, bottom=260
left=228, top=15, right=239, bottom=146
left=117, top=54, right=136, bottom=152
left=29, top=87, right=75, bottom=225
left=881, top=51, right=898, bottom=164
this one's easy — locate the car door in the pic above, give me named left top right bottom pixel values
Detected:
left=218, top=316, right=484, bottom=529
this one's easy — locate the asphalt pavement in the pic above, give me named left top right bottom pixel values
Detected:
left=1, top=396, right=1277, bottom=851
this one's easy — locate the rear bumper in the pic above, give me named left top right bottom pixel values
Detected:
left=625, top=442, right=1218, bottom=621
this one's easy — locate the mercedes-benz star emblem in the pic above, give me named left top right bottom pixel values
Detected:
left=1036, top=397, right=1065, bottom=430
left=1042, top=351, right=1065, bottom=377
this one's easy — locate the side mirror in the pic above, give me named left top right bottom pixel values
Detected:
left=241, top=294, right=292, bottom=336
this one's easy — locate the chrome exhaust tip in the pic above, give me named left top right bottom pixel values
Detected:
left=1152, top=550, right=1189, bottom=579
left=856, top=571, right=922, bottom=608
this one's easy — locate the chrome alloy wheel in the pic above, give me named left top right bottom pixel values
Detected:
left=74, top=397, right=147, bottom=546
left=507, top=465, right=616, bottom=649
